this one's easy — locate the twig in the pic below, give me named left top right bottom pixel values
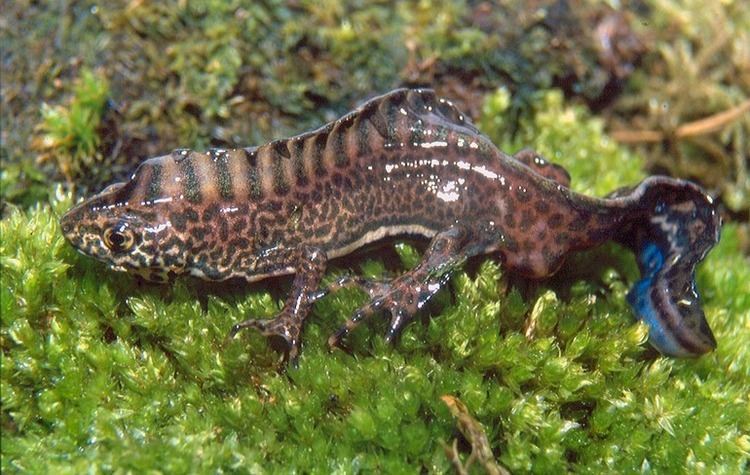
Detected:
left=610, top=99, right=750, bottom=144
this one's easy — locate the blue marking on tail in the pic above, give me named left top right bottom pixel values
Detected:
left=626, top=242, right=673, bottom=353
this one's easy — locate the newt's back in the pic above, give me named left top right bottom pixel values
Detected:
left=60, top=89, right=552, bottom=281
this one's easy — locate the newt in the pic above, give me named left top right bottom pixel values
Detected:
left=60, top=88, right=721, bottom=363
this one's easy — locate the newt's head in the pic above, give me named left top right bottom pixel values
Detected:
left=60, top=158, right=190, bottom=282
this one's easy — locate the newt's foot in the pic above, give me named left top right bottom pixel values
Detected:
left=327, top=226, right=472, bottom=348
left=228, top=312, right=303, bottom=365
left=328, top=271, right=452, bottom=348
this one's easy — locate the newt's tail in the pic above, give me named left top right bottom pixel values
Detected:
left=608, top=176, right=721, bottom=357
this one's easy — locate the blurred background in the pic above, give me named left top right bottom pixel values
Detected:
left=2, top=2, right=749, bottom=473
left=2, top=0, right=748, bottom=249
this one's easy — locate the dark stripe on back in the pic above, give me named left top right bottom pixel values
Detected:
left=244, top=148, right=262, bottom=200
left=383, top=95, right=399, bottom=143
left=180, top=159, right=202, bottom=204
left=437, top=97, right=464, bottom=124
left=409, top=117, right=425, bottom=147
left=214, top=154, right=234, bottom=200
left=356, top=115, right=371, bottom=157
left=312, top=132, right=327, bottom=177
left=145, top=163, right=163, bottom=203
left=272, top=140, right=291, bottom=159
left=272, top=150, right=289, bottom=196
left=290, top=139, right=308, bottom=186
left=367, top=101, right=389, bottom=140
left=434, top=124, right=448, bottom=142
left=406, top=89, right=428, bottom=112
left=329, top=124, right=349, bottom=167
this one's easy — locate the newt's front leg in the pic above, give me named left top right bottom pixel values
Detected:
left=328, top=224, right=475, bottom=347
left=228, top=246, right=327, bottom=364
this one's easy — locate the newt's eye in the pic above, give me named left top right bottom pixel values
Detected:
left=103, top=227, right=135, bottom=253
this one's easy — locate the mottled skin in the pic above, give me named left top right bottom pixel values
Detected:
left=60, top=88, right=721, bottom=363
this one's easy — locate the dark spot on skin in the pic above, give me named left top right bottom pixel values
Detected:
left=515, top=187, right=531, bottom=203
left=534, top=200, right=550, bottom=214
left=569, top=216, right=586, bottom=232
left=184, top=209, right=199, bottom=222
left=314, top=223, right=332, bottom=239
left=555, top=232, right=570, bottom=245
left=233, top=219, right=247, bottom=233
left=264, top=201, right=282, bottom=212
left=505, top=237, right=519, bottom=253
left=202, top=204, right=220, bottom=223
left=519, top=210, right=533, bottom=231
left=549, top=213, right=564, bottom=229
left=163, top=237, right=183, bottom=250
left=504, top=212, right=516, bottom=228
left=229, top=238, right=250, bottom=250
left=332, top=173, right=344, bottom=188
left=193, top=227, right=208, bottom=241
left=219, top=221, right=229, bottom=242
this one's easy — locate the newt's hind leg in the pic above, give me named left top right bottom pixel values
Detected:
left=228, top=246, right=327, bottom=365
left=513, top=148, right=571, bottom=187
left=328, top=225, right=474, bottom=348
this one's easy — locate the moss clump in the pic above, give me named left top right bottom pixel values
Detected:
left=479, top=87, right=645, bottom=196
left=2, top=91, right=748, bottom=473
left=606, top=0, right=750, bottom=215
left=32, top=69, right=110, bottom=181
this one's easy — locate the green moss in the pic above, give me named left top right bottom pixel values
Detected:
left=480, top=87, right=646, bottom=196
left=35, top=69, right=110, bottom=179
left=609, top=0, right=750, bottom=214
left=2, top=91, right=748, bottom=473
